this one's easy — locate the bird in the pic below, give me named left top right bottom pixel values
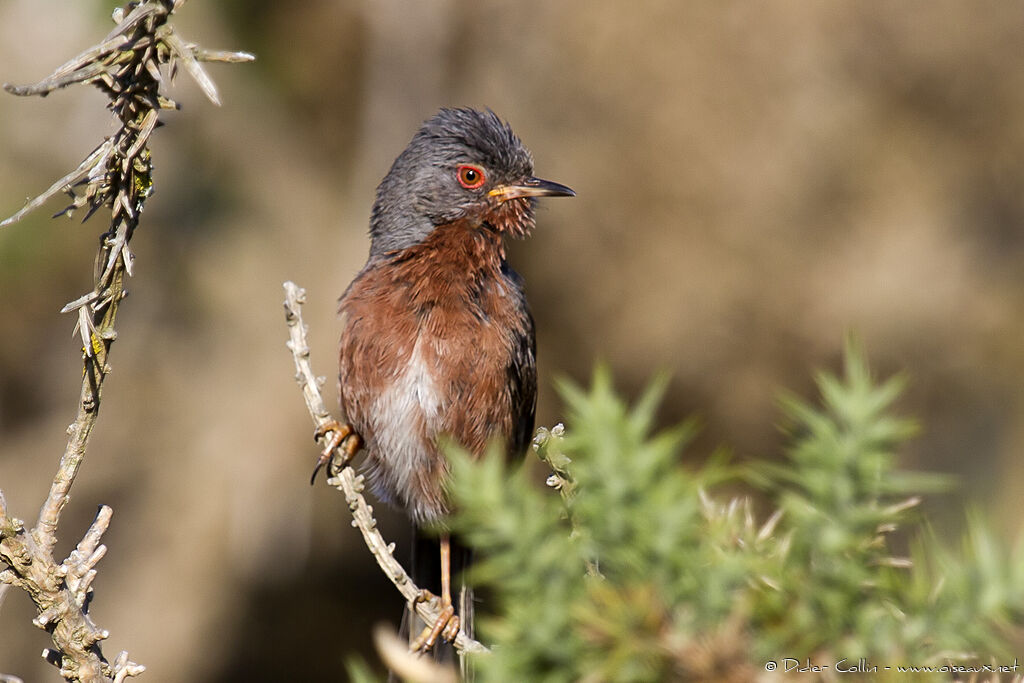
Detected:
left=317, top=107, right=574, bottom=657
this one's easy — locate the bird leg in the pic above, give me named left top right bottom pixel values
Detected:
left=310, top=419, right=362, bottom=484
left=410, top=534, right=461, bottom=652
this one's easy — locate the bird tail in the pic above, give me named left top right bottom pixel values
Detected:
left=394, top=529, right=474, bottom=678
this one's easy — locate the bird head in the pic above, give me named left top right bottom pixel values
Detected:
left=369, top=108, right=574, bottom=255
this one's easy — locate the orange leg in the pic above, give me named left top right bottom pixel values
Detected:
left=310, top=420, right=361, bottom=484
left=410, top=534, right=461, bottom=651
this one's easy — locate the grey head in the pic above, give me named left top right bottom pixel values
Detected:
left=368, top=107, right=574, bottom=256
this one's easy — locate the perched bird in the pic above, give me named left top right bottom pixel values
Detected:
left=320, top=107, right=574, bottom=654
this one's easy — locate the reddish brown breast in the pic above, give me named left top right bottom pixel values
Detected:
left=338, top=219, right=536, bottom=524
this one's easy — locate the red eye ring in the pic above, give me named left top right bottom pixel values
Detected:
left=456, top=164, right=486, bottom=189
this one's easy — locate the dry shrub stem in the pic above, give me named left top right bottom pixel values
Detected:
left=0, top=2, right=251, bottom=681
left=282, top=281, right=489, bottom=658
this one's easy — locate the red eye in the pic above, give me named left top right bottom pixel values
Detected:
left=456, top=164, right=486, bottom=189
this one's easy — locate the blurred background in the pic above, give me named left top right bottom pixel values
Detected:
left=2, top=0, right=1023, bottom=680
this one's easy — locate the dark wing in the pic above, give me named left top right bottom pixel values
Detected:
left=506, top=289, right=538, bottom=460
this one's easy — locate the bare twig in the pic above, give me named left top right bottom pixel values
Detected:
left=0, top=2, right=250, bottom=680
left=0, top=140, right=115, bottom=228
left=282, top=281, right=489, bottom=657
left=534, top=423, right=573, bottom=497
left=1, top=495, right=129, bottom=682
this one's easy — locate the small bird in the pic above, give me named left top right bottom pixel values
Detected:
left=322, top=107, right=573, bottom=654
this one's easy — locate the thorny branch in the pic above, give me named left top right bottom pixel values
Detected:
left=0, top=2, right=251, bottom=681
left=282, top=281, right=489, bottom=658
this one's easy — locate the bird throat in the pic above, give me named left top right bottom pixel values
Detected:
left=486, top=197, right=536, bottom=239
left=387, top=217, right=508, bottom=289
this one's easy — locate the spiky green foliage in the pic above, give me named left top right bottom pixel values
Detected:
left=443, top=344, right=1024, bottom=681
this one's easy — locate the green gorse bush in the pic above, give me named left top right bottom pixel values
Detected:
left=439, top=342, right=1024, bottom=682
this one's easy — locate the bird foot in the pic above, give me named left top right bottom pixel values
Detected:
left=310, top=420, right=362, bottom=484
left=409, top=589, right=461, bottom=652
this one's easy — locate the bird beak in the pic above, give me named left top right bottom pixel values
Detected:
left=488, top=177, right=576, bottom=202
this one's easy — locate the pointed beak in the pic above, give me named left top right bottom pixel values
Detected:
left=488, top=176, right=576, bottom=202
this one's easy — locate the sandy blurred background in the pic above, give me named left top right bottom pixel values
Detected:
left=2, top=1, right=1023, bottom=680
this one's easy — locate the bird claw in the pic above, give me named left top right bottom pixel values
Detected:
left=441, top=612, right=461, bottom=642
left=409, top=597, right=460, bottom=652
left=310, top=420, right=361, bottom=484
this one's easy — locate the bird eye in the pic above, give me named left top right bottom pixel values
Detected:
left=456, top=164, right=486, bottom=190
